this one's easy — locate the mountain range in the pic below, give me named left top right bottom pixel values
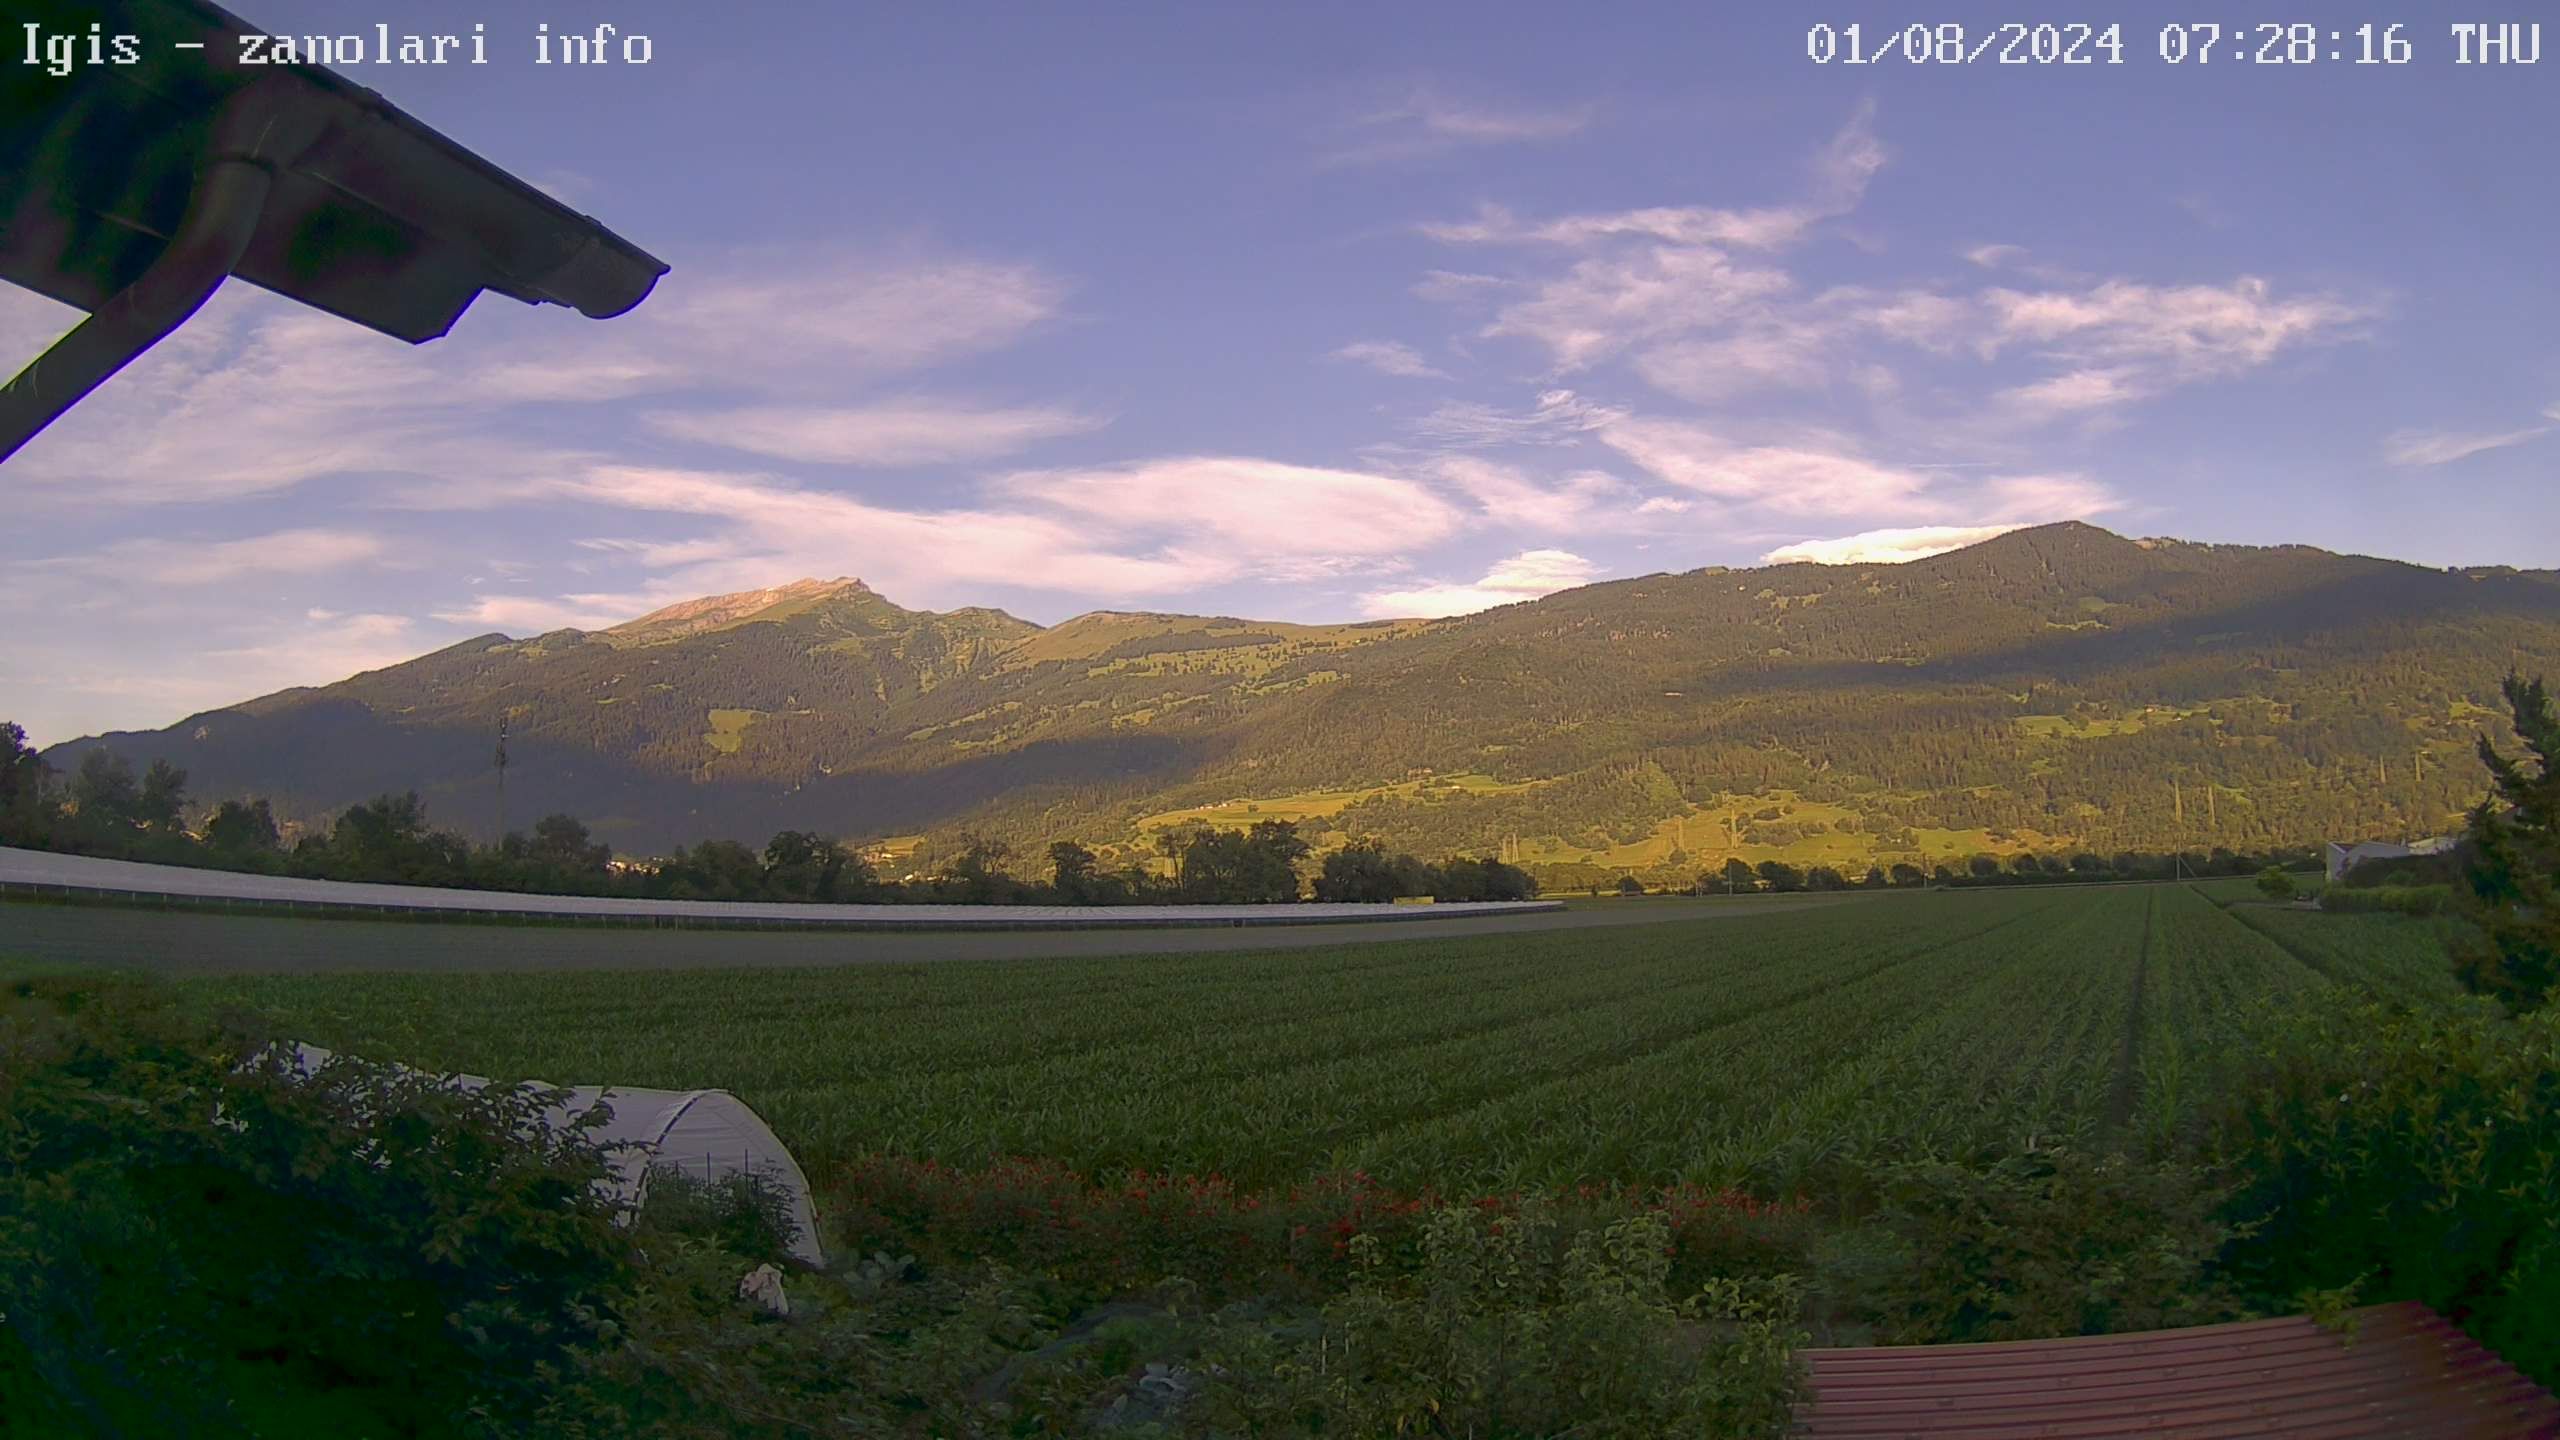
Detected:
left=44, top=523, right=2560, bottom=880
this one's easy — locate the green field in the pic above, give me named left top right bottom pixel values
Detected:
left=180, top=885, right=2471, bottom=1197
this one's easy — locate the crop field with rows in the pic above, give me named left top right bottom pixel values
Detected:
left=182, top=885, right=2472, bottom=1197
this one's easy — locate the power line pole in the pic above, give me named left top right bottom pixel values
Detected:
left=493, top=715, right=509, bottom=842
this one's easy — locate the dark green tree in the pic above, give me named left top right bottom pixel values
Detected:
left=1721, top=857, right=1757, bottom=893
left=1175, top=820, right=1308, bottom=903
left=203, top=798, right=281, bottom=857
left=1047, top=839, right=1102, bottom=901
left=532, top=814, right=613, bottom=878
left=324, top=792, right=468, bottom=882
left=2455, top=673, right=2559, bottom=1013
left=69, top=750, right=140, bottom=834
left=1434, top=855, right=1536, bottom=901
left=937, top=834, right=1019, bottom=904
left=657, top=839, right=766, bottom=900
left=0, top=721, right=49, bottom=834
left=760, top=829, right=847, bottom=900
left=1889, top=862, right=1926, bottom=888
left=136, top=759, right=188, bottom=834
left=1314, top=838, right=1431, bottom=903
left=1755, top=860, right=1803, bottom=893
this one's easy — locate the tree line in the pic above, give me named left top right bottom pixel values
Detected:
left=1541, top=845, right=2325, bottom=898
left=0, top=722, right=1530, bottom=908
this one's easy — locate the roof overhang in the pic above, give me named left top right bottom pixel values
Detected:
left=0, top=0, right=667, bottom=460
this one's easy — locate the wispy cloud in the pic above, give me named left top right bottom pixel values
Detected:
left=1361, top=548, right=1597, bottom=618
left=1993, top=367, right=2144, bottom=419
left=1000, top=456, right=1463, bottom=561
left=1409, top=389, right=1625, bottom=447
left=1419, top=101, right=1881, bottom=254
left=503, top=452, right=1467, bottom=627
left=1980, top=277, right=2364, bottom=379
left=1482, top=247, right=1795, bottom=371
left=1324, top=85, right=1593, bottom=166
left=27, top=528, right=388, bottom=586
left=0, top=249, right=1079, bottom=508
left=1405, top=94, right=2365, bottom=435
left=432, top=593, right=648, bottom=633
left=1425, top=456, right=1635, bottom=533
left=1598, top=418, right=1928, bottom=517
left=1632, top=324, right=1833, bottom=401
left=2382, top=426, right=2551, bottom=467
left=1597, top=415, right=2119, bottom=526
left=1329, top=340, right=1448, bottom=379
left=643, top=401, right=1104, bottom=466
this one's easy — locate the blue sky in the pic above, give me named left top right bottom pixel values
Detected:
left=7, top=1, right=2557, bottom=742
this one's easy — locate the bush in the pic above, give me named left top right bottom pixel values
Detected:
left=2255, top=866, right=2295, bottom=901
left=823, top=1155, right=1812, bottom=1314
left=0, top=972, right=635, bottom=1438
left=1825, top=1147, right=2246, bottom=1344
left=538, top=1242, right=1045, bottom=1440
left=633, top=1166, right=806, bottom=1270
left=2211, top=999, right=2560, bottom=1386
left=2319, top=883, right=2451, bottom=916
left=1186, top=1201, right=1807, bottom=1439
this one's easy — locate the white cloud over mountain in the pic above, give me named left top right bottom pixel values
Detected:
left=1362, top=549, right=1598, bottom=618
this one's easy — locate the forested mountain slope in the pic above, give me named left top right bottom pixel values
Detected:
left=46, top=524, right=2560, bottom=875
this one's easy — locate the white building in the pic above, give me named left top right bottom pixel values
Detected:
left=2324, top=835, right=2457, bottom=885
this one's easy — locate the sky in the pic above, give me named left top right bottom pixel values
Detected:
left=7, top=2, right=2558, bottom=742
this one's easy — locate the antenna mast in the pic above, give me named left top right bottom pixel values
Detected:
left=494, top=715, right=510, bottom=841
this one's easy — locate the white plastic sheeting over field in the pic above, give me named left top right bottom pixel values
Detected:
left=1, top=846, right=1559, bottom=929
left=287, top=1044, right=825, bottom=1267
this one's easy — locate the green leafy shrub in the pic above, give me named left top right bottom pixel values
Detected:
left=0, top=972, right=634, bottom=1439
left=826, top=1156, right=1811, bottom=1313
left=2320, top=883, right=2452, bottom=916
left=1825, top=1147, right=2247, bottom=1344
left=1186, top=1201, right=1806, bottom=1439
left=2255, top=866, right=2296, bottom=900
left=539, top=1242, right=1047, bottom=1439
left=2212, top=999, right=2560, bottom=1385
left=633, top=1166, right=805, bottom=1269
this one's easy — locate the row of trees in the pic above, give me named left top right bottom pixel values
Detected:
left=1652, top=846, right=2321, bottom=897
left=0, top=724, right=1529, bottom=907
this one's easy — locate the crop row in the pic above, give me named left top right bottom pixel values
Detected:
left=194, top=885, right=2470, bottom=1197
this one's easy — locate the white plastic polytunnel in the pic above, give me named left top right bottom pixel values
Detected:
left=284, top=1045, right=824, bottom=1267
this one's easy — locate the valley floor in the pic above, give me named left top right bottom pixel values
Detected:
left=142, top=883, right=2468, bottom=1194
